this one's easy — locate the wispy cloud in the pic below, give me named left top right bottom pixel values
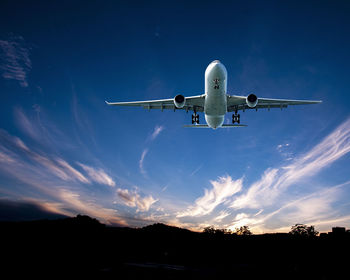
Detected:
left=177, top=176, right=243, bottom=218
left=227, top=212, right=263, bottom=232
left=71, top=91, right=97, bottom=148
left=138, top=125, right=164, bottom=177
left=14, top=106, right=74, bottom=151
left=190, top=164, right=203, bottom=176
left=0, top=130, right=88, bottom=189
left=14, top=107, right=40, bottom=141
left=0, top=150, right=15, bottom=163
left=32, top=153, right=74, bottom=182
left=138, top=125, right=164, bottom=176
left=260, top=181, right=349, bottom=227
left=13, top=137, right=29, bottom=151
left=19, top=150, right=90, bottom=185
left=57, top=159, right=90, bottom=184
left=139, top=148, right=149, bottom=175
left=0, top=35, right=31, bottom=87
left=116, top=188, right=158, bottom=212
left=77, top=163, right=115, bottom=187
left=230, top=168, right=279, bottom=210
left=213, top=210, right=231, bottom=222
left=149, top=125, right=164, bottom=141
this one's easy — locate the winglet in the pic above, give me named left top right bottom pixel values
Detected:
left=105, top=101, right=111, bottom=105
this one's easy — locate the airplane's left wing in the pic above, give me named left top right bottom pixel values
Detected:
left=227, top=95, right=322, bottom=112
left=106, top=94, right=205, bottom=112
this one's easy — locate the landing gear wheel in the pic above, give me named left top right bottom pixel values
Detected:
left=232, top=113, right=240, bottom=124
left=192, top=113, right=199, bottom=124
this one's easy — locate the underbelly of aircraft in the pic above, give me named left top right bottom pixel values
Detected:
left=204, top=92, right=227, bottom=114
left=205, top=114, right=225, bottom=129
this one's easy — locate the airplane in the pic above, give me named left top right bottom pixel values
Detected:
left=106, top=60, right=322, bottom=129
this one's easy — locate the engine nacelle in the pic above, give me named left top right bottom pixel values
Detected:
left=246, top=93, right=258, bottom=108
left=174, top=94, right=186, bottom=108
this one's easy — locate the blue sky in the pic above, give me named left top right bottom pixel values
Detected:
left=1, top=0, right=350, bottom=232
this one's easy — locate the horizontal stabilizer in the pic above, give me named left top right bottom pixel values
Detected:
left=222, top=124, right=247, bottom=127
left=183, top=124, right=210, bottom=128
left=183, top=124, right=247, bottom=128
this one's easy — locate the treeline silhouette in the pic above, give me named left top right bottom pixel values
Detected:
left=1, top=215, right=349, bottom=279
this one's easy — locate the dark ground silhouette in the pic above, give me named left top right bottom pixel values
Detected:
left=1, top=215, right=349, bottom=279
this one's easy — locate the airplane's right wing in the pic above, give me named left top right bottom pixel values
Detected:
left=106, top=94, right=205, bottom=112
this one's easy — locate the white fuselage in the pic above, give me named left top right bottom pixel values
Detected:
left=204, top=60, right=227, bottom=129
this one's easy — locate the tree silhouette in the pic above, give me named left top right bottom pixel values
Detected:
left=235, top=226, right=252, bottom=235
left=203, top=226, right=216, bottom=234
left=203, top=226, right=233, bottom=235
left=289, top=224, right=319, bottom=237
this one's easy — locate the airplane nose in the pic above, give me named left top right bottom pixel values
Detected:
left=205, top=60, right=227, bottom=79
left=211, top=61, right=226, bottom=75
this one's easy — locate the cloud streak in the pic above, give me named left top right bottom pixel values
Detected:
left=14, top=107, right=40, bottom=141
left=77, top=163, right=115, bottom=187
left=177, top=176, right=243, bottom=218
left=57, top=159, right=90, bottom=184
left=0, top=35, right=31, bottom=87
left=116, top=188, right=158, bottom=212
left=139, top=148, right=148, bottom=175
left=149, top=125, right=164, bottom=141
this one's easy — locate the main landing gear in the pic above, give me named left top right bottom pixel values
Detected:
left=192, top=113, right=199, bottom=124
left=192, top=108, right=199, bottom=124
left=232, top=110, right=240, bottom=124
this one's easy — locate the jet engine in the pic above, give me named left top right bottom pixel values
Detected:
left=246, top=93, right=258, bottom=108
left=174, top=94, right=186, bottom=108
